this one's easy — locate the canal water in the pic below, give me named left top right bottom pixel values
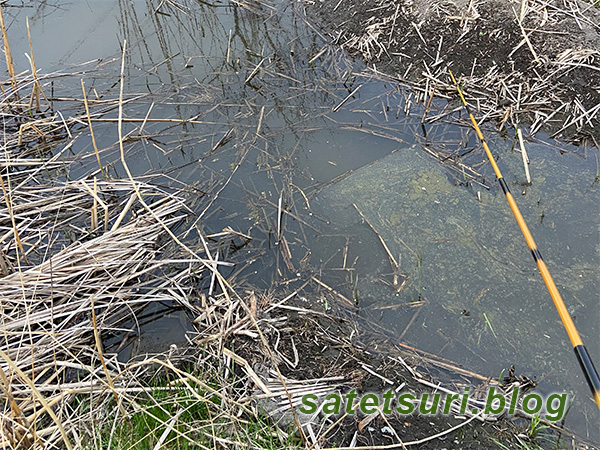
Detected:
left=5, top=0, right=598, bottom=442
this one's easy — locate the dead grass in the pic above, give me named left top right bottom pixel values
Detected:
left=307, top=0, right=600, bottom=145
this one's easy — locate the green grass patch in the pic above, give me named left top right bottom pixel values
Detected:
left=83, top=368, right=300, bottom=450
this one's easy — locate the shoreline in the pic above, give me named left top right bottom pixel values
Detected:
left=304, top=0, right=600, bottom=145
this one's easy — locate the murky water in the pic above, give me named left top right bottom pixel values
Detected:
left=5, top=0, right=598, bottom=442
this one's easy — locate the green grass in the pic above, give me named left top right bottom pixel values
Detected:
left=490, top=414, right=556, bottom=450
left=83, top=369, right=299, bottom=450
left=526, top=415, right=550, bottom=441
left=103, top=386, right=209, bottom=449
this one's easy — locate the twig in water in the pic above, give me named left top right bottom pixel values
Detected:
left=0, top=5, right=17, bottom=94
left=353, top=203, right=399, bottom=274
left=81, top=79, right=104, bottom=176
left=245, top=58, right=265, bottom=84
left=277, top=190, right=283, bottom=241
left=332, top=84, right=361, bottom=113
left=517, top=129, right=531, bottom=184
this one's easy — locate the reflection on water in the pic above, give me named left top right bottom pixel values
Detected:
left=5, top=0, right=598, bottom=441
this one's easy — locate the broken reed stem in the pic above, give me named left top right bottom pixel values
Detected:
left=81, top=79, right=104, bottom=176
left=332, top=84, right=361, bottom=113
left=254, top=104, right=265, bottom=145
left=90, top=296, right=128, bottom=417
left=512, top=7, right=539, bottom=63
left=110, top=193, right=136, bottom=231
left=0, top=366, right=32, bottom=448
left=80, top=177, right=109, bottom=231
left=421, top=83, right=437, bottom=124
left=91, top=177, right=98, bottom=230
left=277, top=191, right=283, bottom=241
left=0, top=5, right=17, bottom=95
left=0, top=348, right=73, bottom=450
left=352, top=203, right=399, bottom=273
left=26, top=17, right=42, bottom=111
left=517, top=129, right=531, bottom=184
left=245, top=58, right=264, bottom=84
left=0, top=173, right=29, bottom=266
left=138, top=101, right=154, bottom=136
left=311, top=275, right=354, bottom=305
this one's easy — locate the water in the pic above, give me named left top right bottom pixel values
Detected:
left=4, top=0, right=598, bottom=442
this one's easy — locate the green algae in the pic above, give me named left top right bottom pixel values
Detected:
left=313, top=143, right=599, bottom=383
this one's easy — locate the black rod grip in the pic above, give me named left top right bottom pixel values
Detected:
left=574, top=345, right=600, bottom=397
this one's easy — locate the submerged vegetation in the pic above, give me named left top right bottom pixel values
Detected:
left=0, top=0, right=598, bottom=449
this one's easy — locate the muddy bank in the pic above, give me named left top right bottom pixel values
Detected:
left=305, top=0, right=600, bottom=144
left=235, top=291, right=598, bottom=449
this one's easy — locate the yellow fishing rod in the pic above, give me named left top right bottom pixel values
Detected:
left=449, top=70, right=600, bottom=411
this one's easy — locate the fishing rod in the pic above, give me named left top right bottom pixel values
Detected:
left=448, top=70, right=600, bottom=411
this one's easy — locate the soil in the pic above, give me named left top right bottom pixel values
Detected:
left=304, top=0, right=600, bottom=144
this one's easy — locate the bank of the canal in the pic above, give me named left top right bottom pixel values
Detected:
left=305, top=0, right=600, bottom=143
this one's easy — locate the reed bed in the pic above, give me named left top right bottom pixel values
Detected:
left=0, top=167, right=279, bottom=449
left=0, top=18, right=249, bottom=443
left=0, top=5, right=290, bottom=447
left=307, top=0, right=600, bottom=144
left=0, top=180, right=193, bottom=447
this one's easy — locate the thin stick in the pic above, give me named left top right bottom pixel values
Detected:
left=512, top=7, right=539, bottom=63
left=332, top=84, right=361, bottom=113
left=353, top=203, right=399, bottom=273
left=138, top=101, right=155, bottom=136
left=245, top=58, right=265, bottom=84
left=397, top=304, right=422, bottom=341
left=311, top=276, right=354, bottom=306
left=26, top=18, right=42, bottom=111
left=81, top=79, right=103, bottom=176
left=277, top=191, right=283, bottom=241
left=421, top=83, right=437, bottom=123
left=516, top=129, right=531, bottom=184
left=0, top=5, right=17, bottom=93
left=254, top=105, right=265, bottom=144
left=91, top=178, right=98, bottom=231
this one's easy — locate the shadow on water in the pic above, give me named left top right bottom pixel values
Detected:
left=5, top=0, right=598, bottom=442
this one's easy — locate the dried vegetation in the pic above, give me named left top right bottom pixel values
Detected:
left=306, top=0, right=600, bottom=145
